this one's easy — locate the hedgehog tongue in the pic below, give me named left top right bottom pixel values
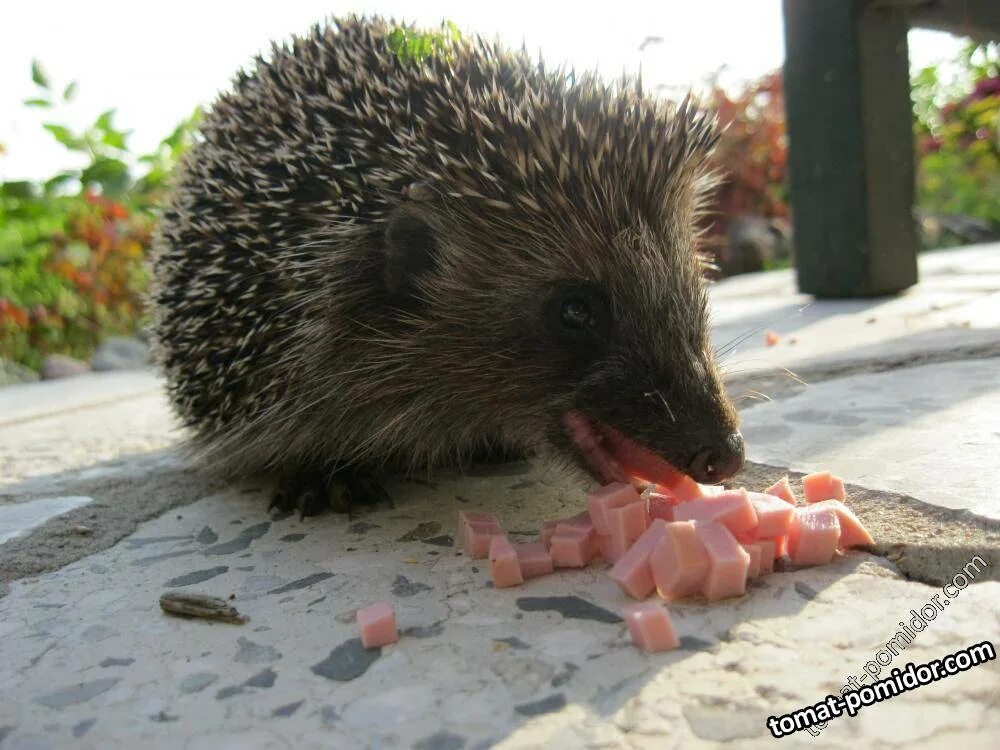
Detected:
left=597, top=423, right=685, bottom=488
left=563, top=412, right=626, bottom=484
left=562, top=411, right=684, bottom=488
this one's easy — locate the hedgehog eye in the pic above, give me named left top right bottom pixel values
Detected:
left=545, top=282, right=610, bottom=347
left=560, top=298, right=593, bottom=330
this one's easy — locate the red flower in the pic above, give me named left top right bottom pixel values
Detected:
left=970, top=77, right=1000, bottom=101
left=919, top=136, right=942, bottom=154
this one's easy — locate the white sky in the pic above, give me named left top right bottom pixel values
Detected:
left=0, top=0, right=966, bottom=181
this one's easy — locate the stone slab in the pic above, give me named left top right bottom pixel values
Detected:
left=0, top=495, right=94, bottom=545
left=0, top=381, right=179, bottom=488
left=709, top=245, right=1000, bottom=378
left=1, top=477, right=997, bottom=750
left=0, top=371, right=161, bottom=426
left=740, top=359, right=1000, bottom=521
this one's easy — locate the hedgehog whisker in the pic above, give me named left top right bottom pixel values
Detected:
left=713, top=302, right=813, bottom=362
left=714, top=325, right=767, bottom=361
left=781, top=367, right=808, bottom=386
left=644, top=389, right=676, bottom=422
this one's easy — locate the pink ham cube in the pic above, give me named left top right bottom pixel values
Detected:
left=609, top=519, right=669, bottom=599
left=646, top=493, right=675, bottom=523
left=459, top=511, right=503, bottom=559
left=540, top=512, right=594, bottom=548
left=515, top=542, right=554, bottom=579
left=802, top=471, right=847, bottom=503
left=550, top=525, right=596, bottom=568
left=557, top=511, right=594, bottom=534
left=695, top=521, right=751, bottom=601
left=754, top=540, right=776, bottom=575
left=489, top=535, right=524, bottom=587
left=768, top=535, right=788, bottom=560
left=607, top=500, right=647, bottom=544
left=539, top=520, right=558, bottom=547
left=621, top=601, right=680, bottom=652
left=746, top=491, right=795, bottom=537
left=672, top=489, right=757, bottom=536
left=649, top=521, right=711, bottom=601
left=742, top=542, right=762, bottom=578
left=357, top=601, right=398, bottom=649
left=603, top=500, right=647, bottom=568
left=787, top=506, right=841, bottom=566
left=586, top=482, right=642, bottom=535
left=765, top=476, right=797, bottom=505
left=597, top=533, right=629, bottom=564
left=667, top=475, right=705, bottom=503
left=807, top=500, right=874, bottom=549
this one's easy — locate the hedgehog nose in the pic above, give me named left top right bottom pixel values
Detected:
left=686, top=431, right=745, bottom=484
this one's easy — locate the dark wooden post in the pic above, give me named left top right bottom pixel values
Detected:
left=782, top=0, right=918, bottom=297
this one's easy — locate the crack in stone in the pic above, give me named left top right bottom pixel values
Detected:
left=265, top=572, right=334, bottom=595
left=271, top=699, right=304, bottom=718
left=392, top=575, right=433, bottom=597
left=165, top=566, right=229, bottom=587
left=728, top=341, right=1000, bottom=409
left=513, top=693, right=566, bottom=716
left=34, top=677, right=121, bottom=708
left=516, top=596, right=621, bottom=624
left=202, top=522, right=270, bottom=555
left=310, top=638, right=380, bottom=682
left=397, top=522, right=442, bottom=542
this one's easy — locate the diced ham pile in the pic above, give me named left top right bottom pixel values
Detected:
left=459, top=469, right=874, bottom=653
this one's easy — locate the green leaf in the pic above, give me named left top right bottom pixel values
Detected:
left=43, top=172, right=78, bottom=194
left=62, top=81, right=78, bottom=102
left=387, top=28, right=405, bottom=54
left=31, top=60, right=50, bottom=89
left=23, top=98, right=51, bottom=108
left=0, top=181, right=35, bottom=200
left=80, top=157, right=130, bottom=196
left=101, top=128, right=129, bottom=150
left=94, top=109, right=116, bottom=132
left=42, top=123, right=82, bottom=150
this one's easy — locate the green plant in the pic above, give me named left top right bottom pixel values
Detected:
left=0, top=61, right=199, bottom=370
left=697, top=70, right=790, bottom=274
left=386, top=21, right=461, bottom=64
left=912, top=42, right=1000, bottom=228
left=705, top=70, right=789, bottom=229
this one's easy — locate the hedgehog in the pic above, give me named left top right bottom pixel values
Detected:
left=150, top=16, right=745, bottom=515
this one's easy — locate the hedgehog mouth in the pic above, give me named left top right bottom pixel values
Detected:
left=562, top=410, right=685, bottom=488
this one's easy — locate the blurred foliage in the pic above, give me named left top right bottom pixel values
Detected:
left=0, top=61, right=200, bottom=370
left=700, top=70, right=790, bottom=273
left=701, top=40, right=1000, bottom=273
left=386, top=21, right=461, bottom=64
left=912, top=41, right=999, bottom=229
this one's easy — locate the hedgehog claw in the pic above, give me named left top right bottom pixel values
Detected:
left=269, top=468, right=391, bottom=519
left=343, top=472, right=394, bottom=519
left=296, top=484, right=328, bottom=519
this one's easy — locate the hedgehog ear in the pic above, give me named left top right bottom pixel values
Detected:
left=382, top=213, right=439, bottom=302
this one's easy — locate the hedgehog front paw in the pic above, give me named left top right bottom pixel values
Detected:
left=343, top=471, right=393, bottom=516
left=268, top=467, right=392, bottom=519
